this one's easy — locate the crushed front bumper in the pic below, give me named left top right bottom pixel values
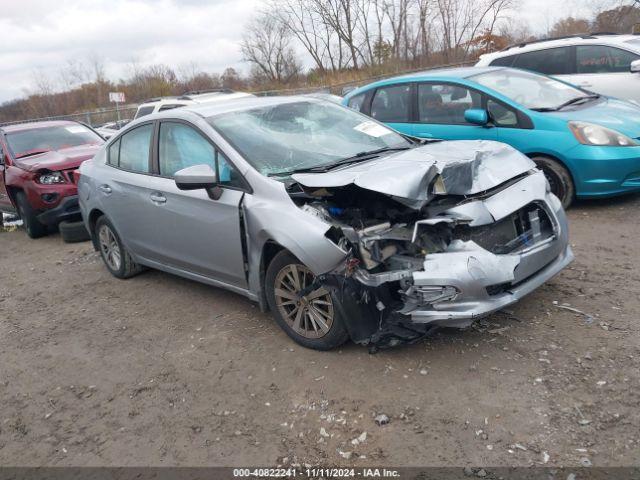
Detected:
left=402, top=172, right=573, bottom=328
left=408, top=242, right=573, bottom=328
left=335, top=171, right=574, bottom=348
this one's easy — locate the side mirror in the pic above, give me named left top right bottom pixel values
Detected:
left=464, top=108, right=489, bottom=126
left=174, top=164, right=222, bottom=200
left=630, top=60, right=640, bottom=73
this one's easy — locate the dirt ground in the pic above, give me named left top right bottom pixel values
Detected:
left=0, top=194, right=639, bottom=469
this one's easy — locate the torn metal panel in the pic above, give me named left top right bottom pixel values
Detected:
left=245, top=139, right=570, bottom=348
left=292, top=140, right=535, bottom=209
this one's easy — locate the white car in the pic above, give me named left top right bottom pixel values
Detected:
left=133, top=89, right=255, bottom=119
left=95, top=119, right=130, bottom=139
left=476, top=33, right=640, bottom=103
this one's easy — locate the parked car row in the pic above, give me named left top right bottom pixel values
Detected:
left=343, top=65, right=640, bottom=208
left=4, top=36, right=639, bottom=350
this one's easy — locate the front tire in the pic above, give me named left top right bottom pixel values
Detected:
left=532, top=156, right=574, bottom=209
left=95, top=216, right=144, bottom=279
left=265, top=250, right=349, bottom=350
left=15, top=191, right=48, bottom=238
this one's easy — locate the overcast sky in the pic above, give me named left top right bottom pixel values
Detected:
left=0, top=0, right=603, bottom=104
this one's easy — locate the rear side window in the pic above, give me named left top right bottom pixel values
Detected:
left=117, top=124, right=153, bottom=173
left=135, top=106, right=155, bottom=119
left=489, top=55, right=517, bottom=67
left=347, top=93, right=366, bottom=111
left=108, top=139, right=120, bottom=166
left=371, top=84, right=411, bottom=122
left=576, top=45, right=640, bottom=73
left=514, top=47, right=572, bottom=75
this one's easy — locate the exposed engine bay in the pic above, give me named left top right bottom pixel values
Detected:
left=285, top=141, right=572, bottom=350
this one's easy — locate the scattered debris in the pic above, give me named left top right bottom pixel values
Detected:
left=580, top=457, right=592, bottom=467
left=553, top=304, right=594, bottom=323
left=338, top=450, right=352, bottom=460
left=351, top=431, right=367, bottom=446
left=374, top=414, right=390, bottom=426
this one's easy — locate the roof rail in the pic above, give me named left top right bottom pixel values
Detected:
left=140, top=96, right=180, bottom=103
left=500, top=32, right=621, bottom=51
left=180, top=88, right=235, bottom=98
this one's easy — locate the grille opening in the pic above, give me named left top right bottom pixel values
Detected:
left=454, top=203, right=554, bottom=254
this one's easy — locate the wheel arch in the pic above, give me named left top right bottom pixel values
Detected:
left=525, top=152, right=576, bottom=184
left=258, top=240, right=287, bottom=313
left=87, top=208, right=106, bottom=250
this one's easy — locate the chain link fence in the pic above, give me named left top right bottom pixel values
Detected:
left=1, top=61, right=474, bottom=128
left=0, top=105, right=138, bottom=128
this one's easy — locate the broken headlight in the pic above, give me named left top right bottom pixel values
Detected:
left=38, top=171, right=67, bottom=184
left=569, top=122, right=637, bottom=147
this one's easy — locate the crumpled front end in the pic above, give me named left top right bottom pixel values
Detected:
left=289, top=141, right=573, bottom=348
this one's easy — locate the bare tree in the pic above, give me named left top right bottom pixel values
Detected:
left=242, top=12, right=302, bottom=83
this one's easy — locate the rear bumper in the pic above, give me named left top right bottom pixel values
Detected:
left=37, top=195, right=81, bottom=226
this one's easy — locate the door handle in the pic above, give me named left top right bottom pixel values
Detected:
left=579, top=82, right=593, bottom=87
left=150, top=193, right=167, bottom=204
left=98, top=184, right=112, bottom=194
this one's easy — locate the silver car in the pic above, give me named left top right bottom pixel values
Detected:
left=78, top=97, right=573, bottom=350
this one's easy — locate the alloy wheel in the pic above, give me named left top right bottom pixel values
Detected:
left=273, top=264, right=334, bottom=339
left=98, top=224, right=122, bottom=271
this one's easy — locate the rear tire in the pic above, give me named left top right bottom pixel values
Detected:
left=532, top=156, right=574, bottom=209
left=95, top=216, right=145, bottom=279
left=59, top=220, right=91, bottom=243
left=265, top=250, right=349, bottom=350
left=15, top=191, right=48, bottom=238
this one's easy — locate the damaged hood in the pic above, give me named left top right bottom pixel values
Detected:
left=292, top=140, right=535, bottom=209
left=15, top=144, right=102, bottom=172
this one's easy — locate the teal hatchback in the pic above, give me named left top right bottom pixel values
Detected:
left=343, top=67, right=640, bottom=207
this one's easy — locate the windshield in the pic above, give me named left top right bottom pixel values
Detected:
left=207, top=100, right=410, bottom=176
left=471, top=69, right=591, bottom=110
left=6, top=124, right=103, bottom=158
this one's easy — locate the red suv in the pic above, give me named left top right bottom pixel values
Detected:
left=0, top=120, right=103, bottom=238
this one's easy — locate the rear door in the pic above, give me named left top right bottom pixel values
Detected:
left=568, top=45, right=640, bottom=102
left=512, top=46, right=574, bottom=79
left=412, top=82, right=497, bottom=141
left=96, top=122, right=160, bottom=258
left=367, top=83, right=415, bottom=136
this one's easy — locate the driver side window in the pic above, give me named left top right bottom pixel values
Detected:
left=158, top=122, right=244, bottom=189
left=487, top=99, right=519, bottom=127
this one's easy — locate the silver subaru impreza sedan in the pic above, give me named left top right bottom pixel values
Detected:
left=78, top=96, right=573, bottom=350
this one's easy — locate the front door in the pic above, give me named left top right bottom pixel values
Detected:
left=564, top=45, right=640, bottom=103
left=144, top=120, right=248, bottom=288
left=412, top=82, right=498, bottom=142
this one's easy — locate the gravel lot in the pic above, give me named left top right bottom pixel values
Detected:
left=0, top=195, right=639, bottom=468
